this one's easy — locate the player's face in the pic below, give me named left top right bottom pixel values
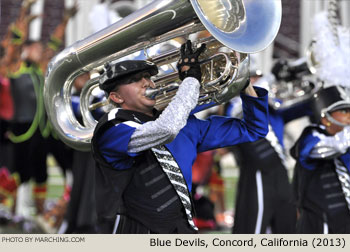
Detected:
left=109, top=72, right=156, bottom=116
left=325, top=108, right=350, bottom=135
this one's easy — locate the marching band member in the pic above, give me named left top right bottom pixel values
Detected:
left=291, top=10, right=350, bottom=234
left=291, top=85, right=350, bottom=233
left=91, top=40, right=269, bottom=233
left=227, top=58, right=313, bottom=234
left=0, top=0, right=40, bottom=209
left=0, top=2, right=77, bottom=220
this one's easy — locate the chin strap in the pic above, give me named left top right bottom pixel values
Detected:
left=325, top=112, right=350, bottom=127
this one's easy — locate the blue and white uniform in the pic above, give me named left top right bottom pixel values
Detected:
left=92, top=77, right=269, bottom=233
left=226, top=98, right=312, bottom=234
left=291, top=125, right=350, bottom=233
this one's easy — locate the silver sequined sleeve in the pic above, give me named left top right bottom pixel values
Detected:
left=127, top=77, right=200, bottom=153
left=310, top=126, right=350, bottom=159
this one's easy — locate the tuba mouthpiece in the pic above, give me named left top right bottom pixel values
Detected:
left=145, top=88, right=159, bottom=100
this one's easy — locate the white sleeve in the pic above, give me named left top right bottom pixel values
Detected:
left=127, top=77, right=200, bottom=153
left=310, top=126, right=350, bottom=159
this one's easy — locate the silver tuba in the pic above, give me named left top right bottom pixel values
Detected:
left=44, top=0, right=282, bottom=151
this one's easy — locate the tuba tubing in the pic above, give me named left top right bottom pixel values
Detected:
left=44, top=0, right=281, bottom=151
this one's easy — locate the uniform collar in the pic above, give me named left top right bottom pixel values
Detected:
left=114, top=108, right=160, bottom=123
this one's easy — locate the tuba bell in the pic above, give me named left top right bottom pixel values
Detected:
left=44, top=0, right=282, bottom=151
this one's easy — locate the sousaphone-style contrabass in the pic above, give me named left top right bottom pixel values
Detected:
left=44, top=0, right=282, bottom=151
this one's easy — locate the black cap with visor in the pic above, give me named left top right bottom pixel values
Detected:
left=99, top=60, right=158, bottom=95
left=311, top=85, right=350, bottom=125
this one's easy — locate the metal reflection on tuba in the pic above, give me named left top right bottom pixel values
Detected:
left=266, top=57, right=321, bottom=110
left=44, top=0, right=282, bottom=151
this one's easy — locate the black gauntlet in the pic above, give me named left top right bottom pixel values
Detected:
left=177, top=40, right=206, bottom=82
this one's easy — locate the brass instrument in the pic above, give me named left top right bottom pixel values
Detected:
left=267, top=57, right=321, bottom=110
left=44, top=0, right=282, bottom=151
left=306, top=40, right=318, bottom=74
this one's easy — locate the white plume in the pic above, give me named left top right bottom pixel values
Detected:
left=312, top=12, right=350, bottom=88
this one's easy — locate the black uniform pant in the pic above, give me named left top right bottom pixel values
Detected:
left=0, top=119, right=12, bottom=170
left=233, top=166, right=296, bottom=234
left=297, top=209, right=350, bottom=234
left=46, top=135, right=73, bottom=176
left=10, top=123, right=47, bottom=184
left=10, top=123, right=73, bottom=184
